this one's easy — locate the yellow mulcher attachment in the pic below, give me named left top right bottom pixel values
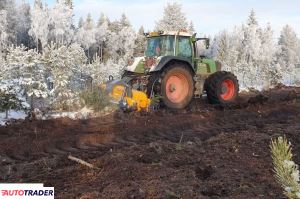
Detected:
left=103, top=77, right=151, bottom=112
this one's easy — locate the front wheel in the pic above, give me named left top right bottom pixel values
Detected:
left=205, top=71, right=239, bottom=104
left=160, top=64, right=194, bottom=109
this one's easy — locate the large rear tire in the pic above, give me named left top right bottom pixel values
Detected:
left=205, top=71, right=239, bottom=104
left=160, top=63, right=194, bottom=109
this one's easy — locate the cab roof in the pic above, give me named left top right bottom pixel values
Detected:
left=146, top=30, right=193, bottom=37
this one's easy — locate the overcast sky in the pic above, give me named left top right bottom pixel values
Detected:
left=26, top=0, right=300, bottom=37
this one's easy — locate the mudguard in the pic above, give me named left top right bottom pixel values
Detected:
left=150, top=56, right=195, bottom=72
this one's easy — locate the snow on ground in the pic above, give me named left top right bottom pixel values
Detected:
left=0, top=106, right=116, bottom=126
left=0, top=110, right=27, bottom=126
left=43, top=107, right=94, bottom=120
left=0, top=107, right=94, bottom=126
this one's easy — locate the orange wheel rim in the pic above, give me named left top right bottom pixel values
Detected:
left=166, top=74, right=189, bottom=103
left=221, top=79, right=235, bottom=101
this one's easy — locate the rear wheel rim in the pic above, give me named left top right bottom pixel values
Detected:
left=220, top=79, right=235, bottom=101
left=165, top=74, right=189, bottom=104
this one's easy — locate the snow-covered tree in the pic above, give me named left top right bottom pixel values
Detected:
left=0, top=46, right=47, bottom=112
left=120, top=13, right=131, bottom=28
left=76, top=13, right=96, bottom=59
left=215, top=31, right=230, bottom=64
left=3, top=0, right=18, bottom=45
left=95, top=13, right=109, bottom=62
left=64, top=0, right=73, bottom=9
left=241, top=10, right=261, bottom=65
left=120, top=27, right=136, bottom=59
left=0, top=10, right=8, bottom=57
left=6, top=46, right=48, bottom=105
left=29, top=0, right=50, bottom=52
left=0, top=83, right=25, bottom=118
left=16, top=1, right=31, bottom=47
left=42, top=43, right=87, bottom=110
left=155, top=2, right=188, bottom=31
left=107, top=27, right=136, bottom=61
left=85, top=57, right=122, bottom=84
left=212, top=10, right=279, bottom=90
left=224, top=10, right=263, bottom=89
left=49, top=0, right=74, bottom=45
left=134, top=26, right=146, bottom=56
left=106, top=14, right=136, bottom=61
left=277, top=25, right=300, bottom=85
left=97, top=13, right=106, bottom=26
left=78, top=17, right=84, bottom=28
left=213, top=27, right=242, bottom=74
left=188, top=21, right=195, bottom=33
left=260, top=24, right=278, bottom=87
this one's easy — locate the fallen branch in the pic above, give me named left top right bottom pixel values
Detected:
left=68, top=155, right=96, bottom=169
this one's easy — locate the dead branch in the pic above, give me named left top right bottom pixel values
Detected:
left=68, top=155, right=97, bottom=169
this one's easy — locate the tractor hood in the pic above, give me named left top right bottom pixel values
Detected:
left=125, top=56, right=162, bottom=74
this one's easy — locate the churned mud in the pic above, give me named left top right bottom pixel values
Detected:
left=1, top=86, right=300, bottom=199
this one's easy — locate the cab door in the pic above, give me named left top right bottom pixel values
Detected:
left=176, top=36, right=193, bottom=63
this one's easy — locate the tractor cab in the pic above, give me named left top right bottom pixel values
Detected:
left=125, top=31, right=212, bottom=75
left=144, top=31, right=194, bottom=59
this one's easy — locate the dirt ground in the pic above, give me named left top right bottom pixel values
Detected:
left=1, top=86, right=300, bottom=199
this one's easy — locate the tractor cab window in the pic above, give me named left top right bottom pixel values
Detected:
left=145, top=36, right=175, bottom=57
left=178, top=37, right=192, bottom=58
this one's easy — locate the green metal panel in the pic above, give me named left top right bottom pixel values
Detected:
left=134, top=60, right=145, bottom=73
left=196, top=62, right=208, bottom=74
left=202, top=58, right=217, bottom=73
left=196, top=58, right=217, bottom=75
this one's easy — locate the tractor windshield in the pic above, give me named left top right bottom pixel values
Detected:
left=145, top=36, right=175, bottom=57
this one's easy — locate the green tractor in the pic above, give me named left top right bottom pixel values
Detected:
left=107, top=30, right=239, bottom=111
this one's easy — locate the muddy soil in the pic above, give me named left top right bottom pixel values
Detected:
left=1, top=87, right=300, bottom=199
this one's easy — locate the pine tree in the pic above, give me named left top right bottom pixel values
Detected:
left=155, top=2, right=188, bottom=31
left=42, top=43, right=87, bottom=110
left=247, top=9, right=258, bottom=26
left=260, top=23, right=277, bottom=88
left=5, top=45, right=49, bottom=110
left=85, top=14, right=94, bottom=30
left=212, top=10, right=279, bottom=90
left=64, top=0, right=73, bottom=9
left=216, top=31, right=230, bottom=64
left=134, top=26, right=146, bottom=56
left=107, top=16, right=136, bottom=61
left=76, top=13, right=96, bottom=61
left=238, top=10, right=262, bottom=88
left=0, top=0, right=8, bottom=10
left=0, top=0, right=18, bottom=45
left=0, top=10, right=8, bottom=57
left=120, top=13, right=130, bottom=27
left=16, top=1, right=31, bottom=47
left=97, top=13, right=106, bottom=27
left=78, top=17, right=84, bottom=28
left=242, top=10, right=261, bottom=64
left=188, top=21, right=195, bottom=33
left=96, top=13, right=109, bottom=62
left=277, top=25, right=300, bottom=85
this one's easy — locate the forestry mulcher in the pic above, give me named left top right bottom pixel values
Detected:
left=104, top=30, right=239, bottom=111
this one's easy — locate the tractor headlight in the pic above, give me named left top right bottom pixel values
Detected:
left=127, top=57, right=134, bottom=66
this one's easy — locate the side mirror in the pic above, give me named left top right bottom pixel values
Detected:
left=205, top=38, right=210, bottom=49
left=191, top=33, right=197, bottom=43
left=196, top=38, right=210, bottom=49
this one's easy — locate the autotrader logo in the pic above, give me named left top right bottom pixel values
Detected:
left=0, top=184, right=54, bottom=199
